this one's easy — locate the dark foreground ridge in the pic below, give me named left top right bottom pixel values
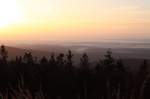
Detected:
left=0, top=45, right=149, bottom=99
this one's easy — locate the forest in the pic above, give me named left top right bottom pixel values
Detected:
left=0, top=45, right=149, bottom=99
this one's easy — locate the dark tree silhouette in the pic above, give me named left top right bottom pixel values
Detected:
left=103, top=50, right=115, bottom=71
left=0, top=45, right=148, bottom=99
left=0, top=45, right=8, bottom=62
left=80, top=53, right=90, bottom=71
left=134, top=60, right=149, bottom=99
left=65, top=50, right=74, bottom=72
left=23, top=52, right=34, bottom=64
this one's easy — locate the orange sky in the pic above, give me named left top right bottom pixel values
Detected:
left=0, top=0, right=150, bottom=43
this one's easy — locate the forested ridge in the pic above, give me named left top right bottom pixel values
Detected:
left=0, top=45, right=149, bottom=99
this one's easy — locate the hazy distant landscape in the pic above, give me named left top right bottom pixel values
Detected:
left=7, top=41, right=150, bottom=60
left=4, top=41, right=150, bottom=73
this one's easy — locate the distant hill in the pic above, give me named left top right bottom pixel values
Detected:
left=13, top=43, right=150, bottom=59
left=5, top=46, right=51, bottom=59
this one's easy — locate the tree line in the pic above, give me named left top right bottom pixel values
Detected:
left=0, top=45, right=149, bottom=99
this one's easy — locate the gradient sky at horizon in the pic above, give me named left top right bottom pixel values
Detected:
left=0, top=0, right=150, bottom=43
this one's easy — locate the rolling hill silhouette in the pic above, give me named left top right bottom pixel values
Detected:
left=5, top=46, right=51, bottom=59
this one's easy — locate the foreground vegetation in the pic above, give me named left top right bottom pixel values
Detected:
left=0, top=45, right=149, bottom=99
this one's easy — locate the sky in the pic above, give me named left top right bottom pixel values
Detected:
left=0, top=0, right=150, bottom=43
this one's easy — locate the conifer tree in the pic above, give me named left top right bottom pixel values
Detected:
left=0, top=45, right=8, bottom=62
left=80, top=53, right=90, bottom=71
left=103, top=50, right=115, bottom=71
left=56, top=53, right=65, bottom=70
left=40, top=56, right=48, bottom=65
left=135, top=60, right=149, bottom=99
left=23, top=52, right=34, bottom=64
left=66, top=50, right=74, bottom=71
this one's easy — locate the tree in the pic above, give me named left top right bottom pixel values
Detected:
left=40, top=56, right=48, bottom=65
left=65, top=50, right=74, bottom=71
left=101, top=50, right=117, bottom=99
left=0, top=45, right=8, bottom=62
left=80, top=53, right=90, bottom=71
left=23, top=52, right=34, bottom=64
left=80, top=53, right=90, bottom=99
left=103, top=50, right=115, bottom=71
left=135, top=60, right=149, bottom=99
left=56, top=53, right=65, bottom=70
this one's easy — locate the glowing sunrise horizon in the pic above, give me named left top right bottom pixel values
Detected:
left=0, top=0, right=150, bottom=43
